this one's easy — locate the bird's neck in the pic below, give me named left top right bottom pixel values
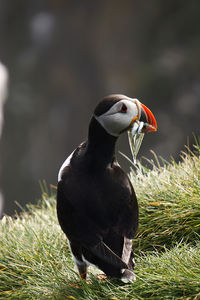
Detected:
left=85, top=116, right=118, bottom=168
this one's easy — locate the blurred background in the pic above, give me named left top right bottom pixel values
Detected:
left=0, top=0, right=200, bottom=216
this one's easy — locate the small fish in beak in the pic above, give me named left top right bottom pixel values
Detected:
left=128, top=103, right=157, bottom=164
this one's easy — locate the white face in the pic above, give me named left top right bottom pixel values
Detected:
left=95, top=98, right=141, bottom=137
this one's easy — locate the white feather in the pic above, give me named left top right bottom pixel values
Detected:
left=58, top=150, right=75, bottom=181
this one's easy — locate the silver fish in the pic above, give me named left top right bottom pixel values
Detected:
left=128, top=121, right=145, bottom=164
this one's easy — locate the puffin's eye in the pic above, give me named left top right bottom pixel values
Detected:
left=120, top=104, right=127, bottom=113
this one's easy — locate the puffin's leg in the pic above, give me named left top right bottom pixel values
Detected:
left=69, top=240, right=88, bottom=280
left=75, top=260, right=88, bottom=280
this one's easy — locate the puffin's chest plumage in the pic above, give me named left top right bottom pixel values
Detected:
left=61, top=159, right=133, bottom=229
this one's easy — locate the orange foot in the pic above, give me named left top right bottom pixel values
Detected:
left=97, top=273, right=107, bottom=281
left=68, top=283, right=80, bottom=289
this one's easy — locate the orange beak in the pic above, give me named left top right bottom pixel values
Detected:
left=140, top=103, right=157, bottom=133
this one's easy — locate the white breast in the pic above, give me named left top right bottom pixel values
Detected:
left=58, top=150, right=75, bottom=181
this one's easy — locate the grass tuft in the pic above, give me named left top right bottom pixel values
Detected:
left=130, top=145, right=200, bottom=252
left=0, top=144, right=200, bottom=299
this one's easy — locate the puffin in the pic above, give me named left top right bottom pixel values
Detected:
left=57, top=94, right=157, bottom=283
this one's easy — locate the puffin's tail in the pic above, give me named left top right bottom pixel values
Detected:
left=87, top=241, right=128, bottom=270
left=84, top=240, right=136, bottom=282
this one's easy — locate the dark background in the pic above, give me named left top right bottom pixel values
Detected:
left=0, top=0, right=200, bottom=216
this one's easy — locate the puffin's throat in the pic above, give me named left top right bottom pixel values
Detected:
left=86, top=117, right=118, bottom=167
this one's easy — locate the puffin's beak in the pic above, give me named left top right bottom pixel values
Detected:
left=139, top=103, right=157, bottom=133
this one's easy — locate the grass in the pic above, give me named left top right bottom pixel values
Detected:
left=0, top=143, right=200, bottom=299
left=130, top=144, right=200, bottom=252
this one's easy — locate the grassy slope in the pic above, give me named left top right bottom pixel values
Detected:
left=0, top=146, right=200, bottom=299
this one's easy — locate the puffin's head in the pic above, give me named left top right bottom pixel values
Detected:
left=94, top=94, right=157, bottom=137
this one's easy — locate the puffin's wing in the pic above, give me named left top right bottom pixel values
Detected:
left=111, top=164, right=139, bottom=239
left=57, top=180, right=128, bottom=269
left=57, top=180, right=100, bottom=245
